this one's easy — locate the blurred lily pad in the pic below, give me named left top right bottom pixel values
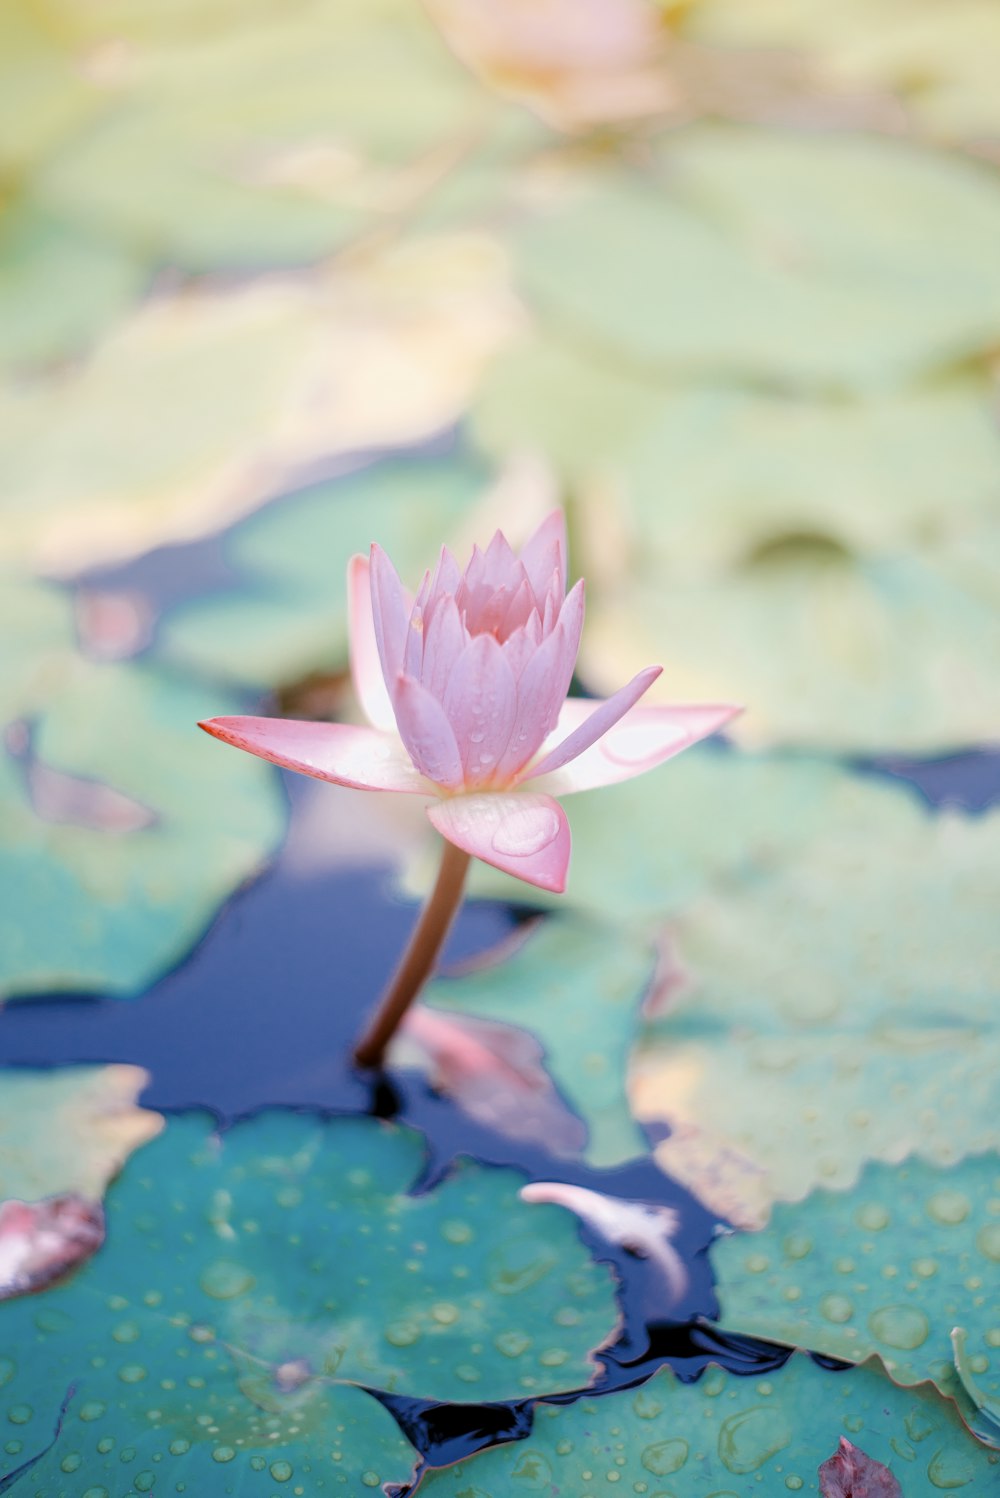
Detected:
left=476, top=338, right=1000, bottom=571
left=579, top=530, right=1000, bottom=752
left=0, top=5, right=103, bottom=175
left=416, top=1351, right=999, bottom=1494
left=159, top=447, right=493, bottom=690
left=417, top=917, right=656, bottom=1167
left=0, top=1110, right=619, bottom=1494
left=515, top=125, right=1000, bottom=391
left=0, top=1067, right=161, bottom=1202
left=630, top=791, right=1000, bottom=1227
left=1, top=579, right=284, bottom=999
left=684, top=0, right=1000, bottom=146
left=0, top=236, right=515, bottom=576
left=457, top=748, right=866, bottom=927
left=712, top=1152, right=1000, bottom=1438
left=0, top=202, right=147, bottom=374
left=33, top=0, right=488, bottom=272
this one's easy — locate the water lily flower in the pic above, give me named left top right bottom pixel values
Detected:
left=200, top=511, right=739, bottom=1066
left=201, top=512, right=738, bottom=893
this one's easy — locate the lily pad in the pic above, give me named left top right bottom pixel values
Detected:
left=33, top=0, right=486, bottom=272
left=515, top=125, right=1000, bottom=391
left=418, top=916, right=656, bottom=1168
left=456, top=748, right=871, bottom=927
left=0, top=1110, right=618, bottom=1494
left=0, top=237, right=514, bottom=577
left=477, top=340, right=1000, bottom=569
left=0, top=203, right=146, bottom=374
left=0, top=1067, right=161, bottom=1203
left=579, top=530, right=1000, bottom=752
left=630, top=793, right=1000, bottom=1226
left=160, top=446, right=493, bottom=690
left=712, top=1153, right=1000, bottom=1433
left=1, top=580, right=285, bottom=999
left=415, top=1351, right=1000, bottom=1495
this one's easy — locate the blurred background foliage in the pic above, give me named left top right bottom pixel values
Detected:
left=2, top=0, right=1000, bottom=1489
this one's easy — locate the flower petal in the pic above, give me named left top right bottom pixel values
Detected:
left=524, top=665, right=662, bottom=781
left=198, top=716, right=430, bottom=792
left=493, top=579, right=585, bottom=782
left=519, top=510, right=566, bottom=608
left=393, top=675, right=465, bottom=790
left=369, top=544, right=411, bottom=700
left=347, top=555, right=397, bottom=733
left=527, top=700, right=743, bottom=796
left=421, top=594, right=468, bottom=702
left=427, top=791, right=570, bottom=893
left=443, top=633, right=518, bottom=785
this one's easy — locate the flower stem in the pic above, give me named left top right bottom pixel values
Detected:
left=353, top=837, right=471, bottom=1070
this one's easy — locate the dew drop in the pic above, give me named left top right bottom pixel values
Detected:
left=869, top=1304, right=930, bottom=1350
left=856, top=1203, right=890, bottom=1231
left=61, top=1454, right=83, bottom=1473
left=385, top=1320, right=421, bottom=1347
left=6, top=1406, right=32, bottom=1425
left=118, top=1364, right=147, bottom=1383
left=169, top=1439, right=191, bottom=1456
left=431, top=1302, right=459, bottom=1325
left=199, top=1259, right=255, bottom=1299
left=717, top=1407, right=792, bottom=1474
left=820, top=1295, right=854, bottom=1324
left=134, top=1474, right=156, bottom=1492
left=977, top=1224, right=1000, bottom=1262
left=82, top=1488, right=109, bottom=1498
left=361, top=1473, right=381, bottom=1489
left=928, top=1446, right=976, bottom=1488
left=927, top=1191, right=970, bottom=1226
left=491, top=805, right=560, bottom=858
left=212, top=1446, right=236, bottom=1464
left=495, top=1331, right=531, bottom=1358
left=442, top=1220, right=473, bottom=1245
left=640, top=1438, right=688, bottom=1475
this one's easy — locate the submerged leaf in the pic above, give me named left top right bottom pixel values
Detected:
left=819, top=1436, right=903, bottom=1498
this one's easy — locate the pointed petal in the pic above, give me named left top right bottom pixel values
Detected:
left=528, top=700, right=743, bottom=796
left=493, top=580, right=584, bottom=783
left=393, top=675, right=465, bottom=790
left=443, top=634, right=517, bottom=784
left=480, top=529, right=519, bottom=588
left=421, top=594, right=468, bottom=702
left=199, top=716, right=430, bottom=792
left=525, top=665, right=662, bottom=781
left=519, top=510, right=566, bottom=606
left=428, top=791, right=570, bottom=893
left=347, top=555, right=397, bottom=732
left=501, top=610, right=542, bottom=683
left=403, top=569, right=432, bottom=680
left=369, top=544, right=410, bottom=700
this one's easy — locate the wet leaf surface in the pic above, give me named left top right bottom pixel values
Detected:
left=413, top=1351, right=999, bottom=1495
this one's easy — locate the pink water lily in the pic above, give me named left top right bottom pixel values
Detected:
left=201, top=511, right=738, bottom=894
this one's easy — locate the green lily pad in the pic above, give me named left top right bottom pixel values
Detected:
left=579, top=528, right=1000, bottom=752
left=516, top=124, right=1000, bottom=392
left=712, top=1153, right=1000, bottom=1432
left=630, top=791, right=1000, bottom=1226
left=416, top=1351, right=1000, bottom=1495
left=0, top=1068, right=161, bottom=1203
left=455, top=748, right=871, bottom=928
left=420, top=916, right=656, bottom=1168
left=0, top=202, right=146, bottom=374
left=160, top=449, right=492, bottom=691
left=0, top=1110, right=619, bottom=1494
left=477, top=339, right=1000, bottom=568
left=684, top=0, right=1000, bottom=145
left=33, top=0, right=484, bottom=272
left=1, top=579, right=284, bottom=999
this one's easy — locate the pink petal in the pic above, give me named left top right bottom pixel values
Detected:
left=392, top=675, right=465, bottom=790
left=498, top=574, right=536, bottom=639
left=493, top=580, right=584, bottom=783
left=479, top=529, right=519, bottom=589
left=443, top=633, right=518, bottom=785
left=527, top=699, right=742, bottom=795
left=369, top=544, right=411, bottom=701
left=428, top=791, right=570, bottom=892
left=199, top=716, right=431, bottom=792
left=431, top=545, right=462, bottom=599
left=347, top=555, right=397, bottom=733
left=403, top=569, right=432, bottom=680
left=519, top=510, right=566, bottom=607
left=524, top=665, right=662, bottom=780
left=420, top=594, right=468, bottom=702
left=501, top=609, right=542, bottom=683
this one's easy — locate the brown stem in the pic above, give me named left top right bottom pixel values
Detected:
left=353, top=838, right=471, bottom=1070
